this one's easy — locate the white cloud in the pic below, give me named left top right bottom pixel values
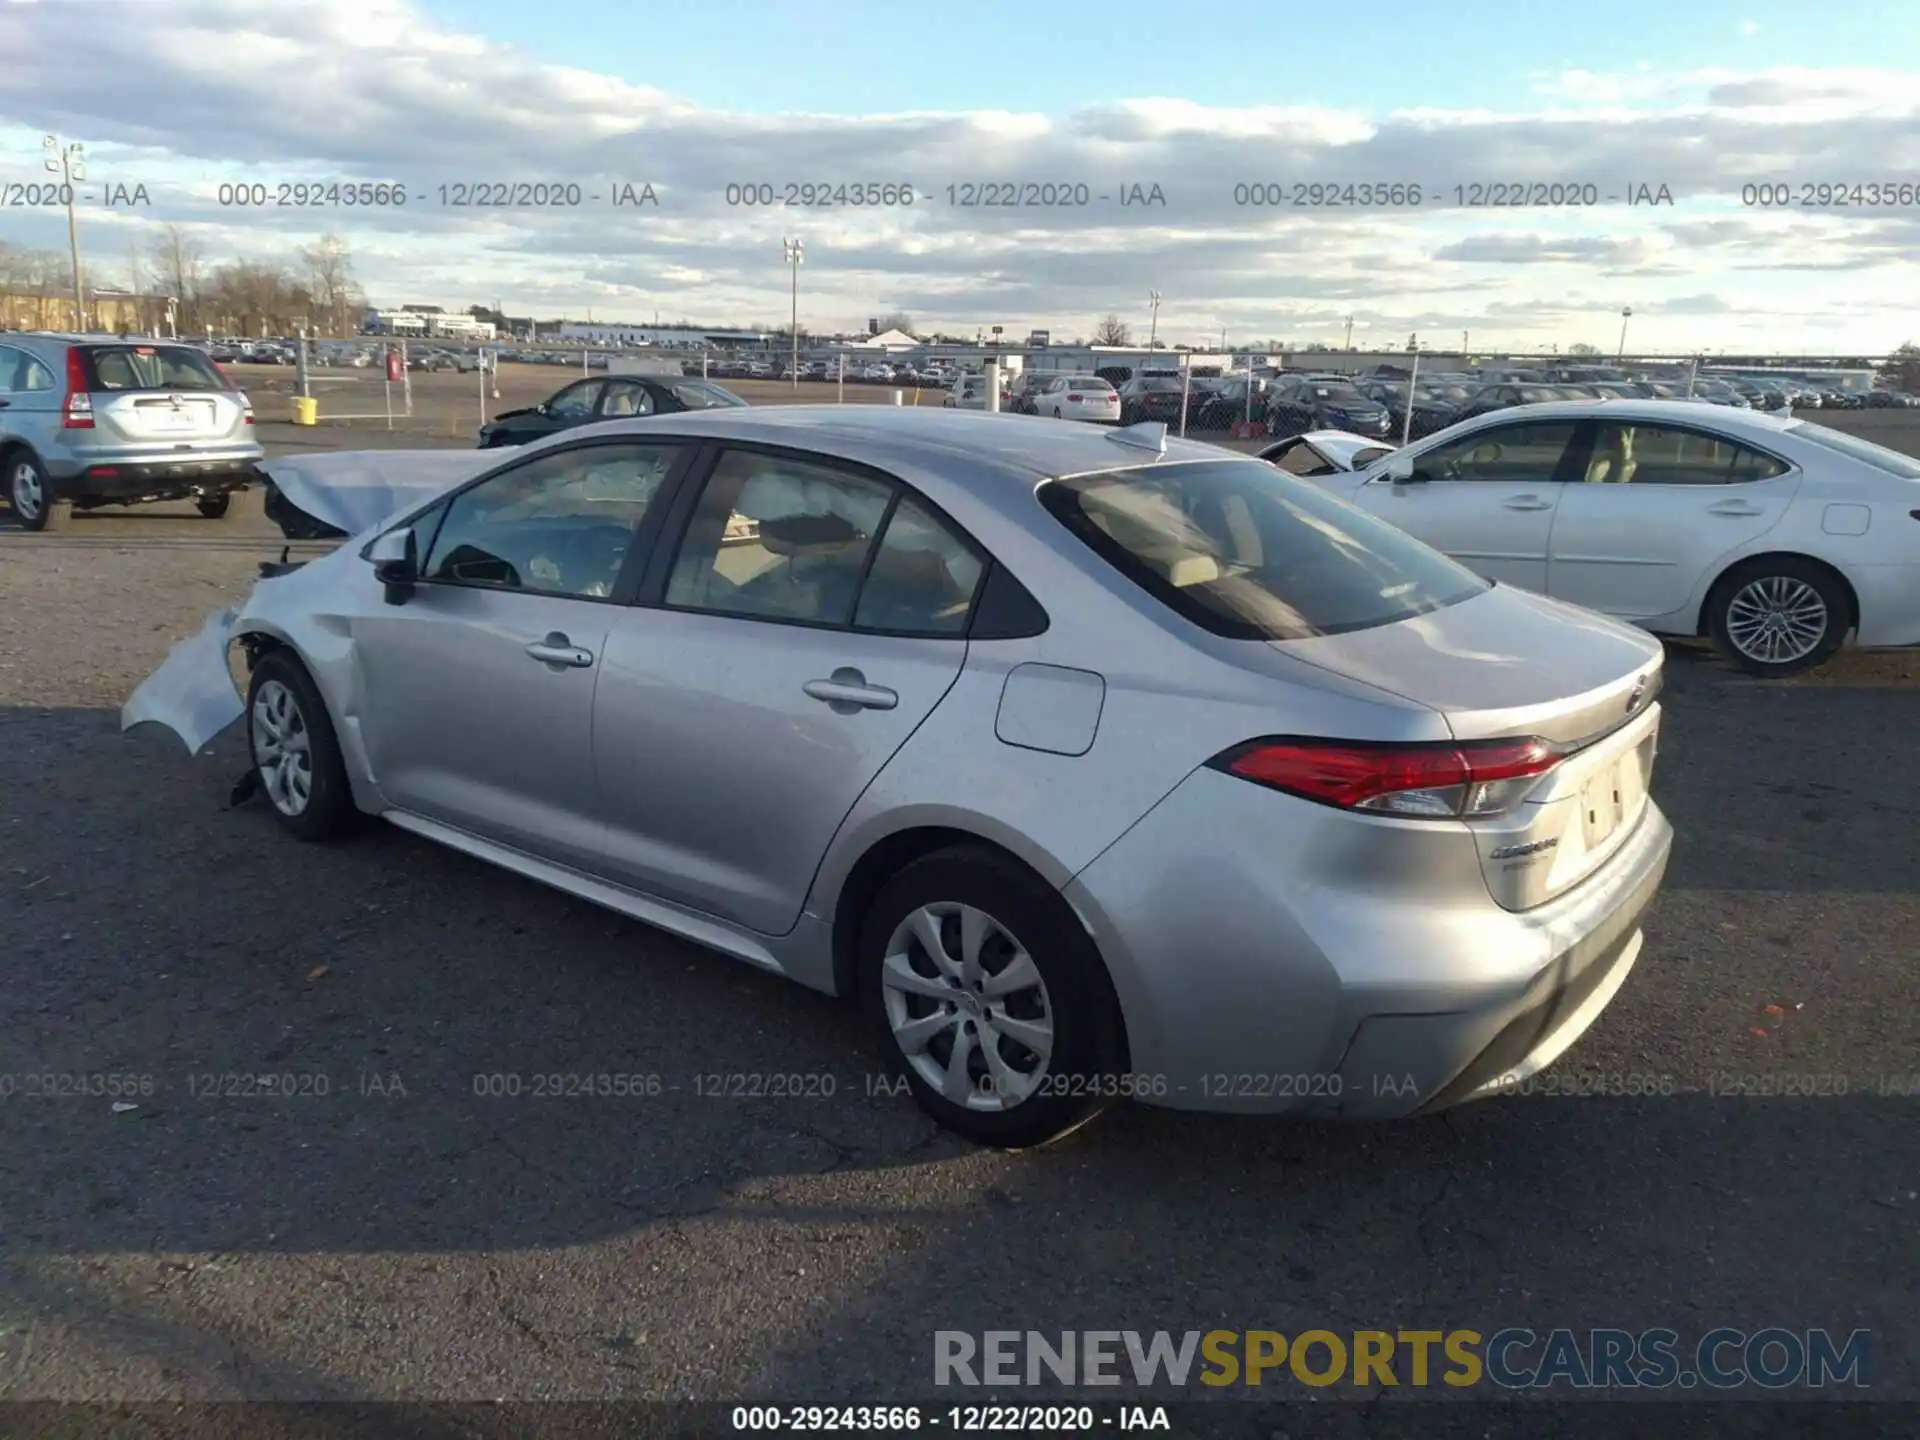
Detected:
left=0, top=1, right=1912, bottom=349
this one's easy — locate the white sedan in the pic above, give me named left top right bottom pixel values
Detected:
left=1317, top=399, right=1920, bottom=676
left=1030, top=374, right=1122, bottom=424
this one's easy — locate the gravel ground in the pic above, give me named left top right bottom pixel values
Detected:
left=0, top=439, right=1915, bottom=1428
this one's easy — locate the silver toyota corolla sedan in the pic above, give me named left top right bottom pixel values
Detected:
left=125, top=407, right=1673, bottom=1147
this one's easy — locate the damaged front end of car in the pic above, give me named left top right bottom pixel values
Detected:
left=118, top=447, right=503, bottom=760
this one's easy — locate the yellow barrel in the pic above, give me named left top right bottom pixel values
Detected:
left=292, top=396, right=319, bottom=425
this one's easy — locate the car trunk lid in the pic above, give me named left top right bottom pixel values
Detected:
left=1275, top=583, right=1665, bottom=910
left=82, top=344, right=246, bottom=444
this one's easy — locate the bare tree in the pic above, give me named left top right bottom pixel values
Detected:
left=1566, top=341, right=1602, bottom=357
left=1092, top=313, right=1131, bottom=345
left=149, top=224, right=206, bottom=331
left=878, top=311, right=915, bottom=336
left=300, top=232, right=361, bottom=335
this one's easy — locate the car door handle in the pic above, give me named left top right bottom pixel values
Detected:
left=1502, top=495, right=1554, bottom=510
left=524, top=633, right=594, bottom=668
left=804, top=669, right=898, bottom=711
left=1707, top=500, right=1765, bottom=517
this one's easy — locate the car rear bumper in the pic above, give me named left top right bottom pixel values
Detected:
left=1849, top=563, right=1920, bottom=648
left=1062, top=768, right=1673, bottom=1117
left=51, top=450, right=264, bottom=501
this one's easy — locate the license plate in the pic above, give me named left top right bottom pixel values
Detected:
left=147, top=407, right=199, bottom=430
left=1582, top=746, right=1646, bottom=849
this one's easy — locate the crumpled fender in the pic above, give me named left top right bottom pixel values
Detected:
left=122, top=447, right=501, bottom=755
left=120, top=605, right=246, bottom=756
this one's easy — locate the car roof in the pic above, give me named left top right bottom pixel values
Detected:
left=570, top=403, right=1235, bottom=486
left=1421, top=398, right=1804, bottom=433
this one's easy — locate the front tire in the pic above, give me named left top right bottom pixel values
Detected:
left=1707, top=557, right=1849, bottom=677
left=247, top=650, right=362, bottom=841
left=859, top=846, right=1126, bottom=1149
left=196, top=492, right=232, bottom=519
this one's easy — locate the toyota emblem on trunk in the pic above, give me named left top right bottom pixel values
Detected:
left=168, top=394, right=184, bottom=408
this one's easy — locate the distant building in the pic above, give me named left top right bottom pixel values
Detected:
left=555, top=323, right=768, bottom=348
left=361, top=308, right=494, bottom=339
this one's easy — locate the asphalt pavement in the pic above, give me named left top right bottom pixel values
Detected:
left=0, top=436, right=1915, bottom=1428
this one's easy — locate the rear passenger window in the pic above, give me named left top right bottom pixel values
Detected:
left=853, top=495, right=984, bottom=635
left=664, top=451, right=892, bottom=625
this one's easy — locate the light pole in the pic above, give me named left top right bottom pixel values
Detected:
left=783, top=237, right=804, bottom=390
left=43, top=135, right=86, bottom=331
left=1462, top=329, right=1469, bottom=355
left=1148, top=291, right=1162, bottom=350
left=1344, top=314, right=1355, bottom=350
left=1617, top=306, right=1633, bottom=361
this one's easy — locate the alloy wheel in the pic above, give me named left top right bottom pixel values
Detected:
left=251, top=679, right=314, bottom=816
left=880, top=902, right=1054, bottom=1111
left=1725, top=575, right=1828, bottom=666
left=10, top=461, right=43, bottom=522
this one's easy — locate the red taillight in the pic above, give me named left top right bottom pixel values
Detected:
left=86, top=466, right=119, bottom=479
left=62, top=348, right=93, bottom=428
left=1215, top=736, right=1566, bottom=819
left=1067, top=393, right=1084, bottom=403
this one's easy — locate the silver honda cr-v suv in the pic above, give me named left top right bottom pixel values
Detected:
left=0, top=332, right=264, bottom=531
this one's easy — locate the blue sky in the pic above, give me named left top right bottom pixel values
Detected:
left=417, top=0, right=1917, bottom=114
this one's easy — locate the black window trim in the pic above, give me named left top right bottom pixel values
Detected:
left=358, top=434, right=704, bottom=608
left=632, top=438, right=1006, bottom=641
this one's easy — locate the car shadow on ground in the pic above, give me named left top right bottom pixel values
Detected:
left=0, top=706, right=1913, bottom=1407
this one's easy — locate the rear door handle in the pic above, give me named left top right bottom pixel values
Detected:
left=1707, top=500, right=1764, bottom=517
left=804, top=667, right=898, bottom=711
left=1502, top=494, right=1554, bottom=511
left=524, top=632, right=594, bottom=669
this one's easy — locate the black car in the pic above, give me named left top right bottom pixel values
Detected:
left=1263, top=376, right=1393, bottom=439
left=1193, top=376, right=1270, bottom=431
left=1116, top=375, right=1192, bottom=425
left=1445, top=383, right=1585, bottom=425
left=1356, top=379, right=1468, bottom=441
left=477, top=375, right=746, bottom=447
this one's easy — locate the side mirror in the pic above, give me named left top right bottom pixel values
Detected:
left=1378, top=458, right=1423, bottom=485
left=368, top=526, right=418, bottom=605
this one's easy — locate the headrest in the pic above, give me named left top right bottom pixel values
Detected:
left=760, top=512, right=863, bottom=555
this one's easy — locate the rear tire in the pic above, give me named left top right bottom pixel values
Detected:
left=196, top=493, right=232, bottom=519
left=858, top=846, right=1127, bottom=1149
left=246, top=650, right=362, bottom=842
left=1707, top=556, right=1849, bottom=677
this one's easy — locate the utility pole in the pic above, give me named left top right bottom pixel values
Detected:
left=43, top=135, right=86, bottom=331
left=1344, top=314, right=1355, bottom=350
left=783, top=237, right=804, bottom=390
left=1148, top=291, right=1162, bottom=350
left=1618, top=306, right=1633, bottom=361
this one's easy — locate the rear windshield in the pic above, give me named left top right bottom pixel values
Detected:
left=1039, top=458, right=1489, bottom=640
left=1788, top=422, right=1920, bottom=479
left=86, top=345, right=228, bottom=392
